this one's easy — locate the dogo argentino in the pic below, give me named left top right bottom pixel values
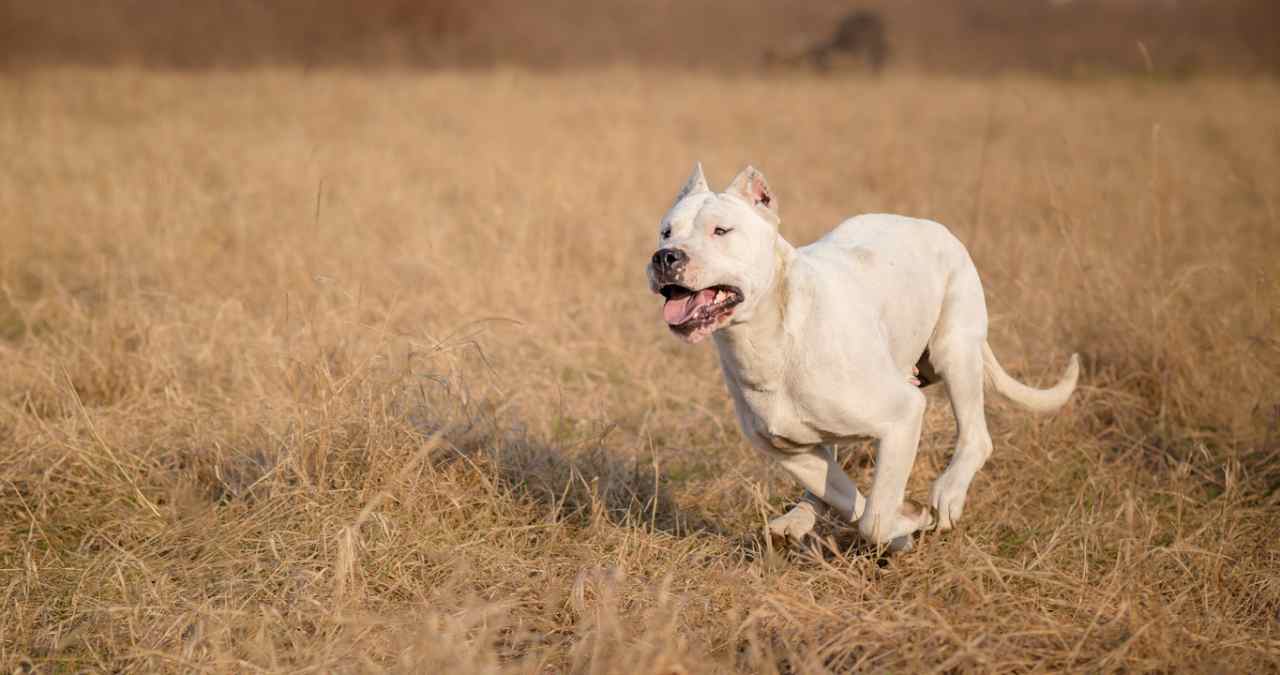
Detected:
left=646, top=163, right=1079, bottom=552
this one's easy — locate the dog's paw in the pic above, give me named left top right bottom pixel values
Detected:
left=883, top=501, right=935, bottom=553
left=887, top=534, right=914, bottom=553
left=903, top=498, right=936, bottom=531
left=857, top=500, right=934, bottom=552
left=929, top=470, right=972, bottom=531
left=767, top=501, right=818, bottom=543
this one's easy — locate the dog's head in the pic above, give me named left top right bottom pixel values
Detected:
left=646, top=163, right=782, bottom=343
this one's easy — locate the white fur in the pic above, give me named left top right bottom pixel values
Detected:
left=648, top=164, right=1080, bottom=551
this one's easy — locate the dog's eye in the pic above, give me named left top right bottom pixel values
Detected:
left=713, top=226, right=732, bottom=236
left=661, top=227, right=671, bottom=239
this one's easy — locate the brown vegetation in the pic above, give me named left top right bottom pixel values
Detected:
left=2, top=0, right=1279, bottom=75
left=1, top=67, right=1278, bottom=671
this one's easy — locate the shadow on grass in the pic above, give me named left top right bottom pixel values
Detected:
left=438, top=424, right=918, bottom=566
left=437, top=424, right=737, bottom=541
left=451, top=430, right=901, bottom=563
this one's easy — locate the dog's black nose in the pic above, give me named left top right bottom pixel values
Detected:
left=652, top=248, right=686, bottom=274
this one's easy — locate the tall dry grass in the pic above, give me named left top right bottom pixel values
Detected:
left=0, top=68, right=1278, bottom=672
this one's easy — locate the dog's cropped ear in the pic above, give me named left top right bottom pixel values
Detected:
left=726, top=165, right=779, bottom=222
left=672, top=162, right=711, bottom=206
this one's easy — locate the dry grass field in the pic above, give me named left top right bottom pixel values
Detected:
left=1, top=68, right=1278, bottom=672
left=5, top=0, right=1279, bottom=75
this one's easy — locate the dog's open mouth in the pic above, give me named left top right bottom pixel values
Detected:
left=659, top=284, right=743, bottom=342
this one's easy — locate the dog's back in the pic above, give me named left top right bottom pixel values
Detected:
left=807, top=214, right=969, bottom=280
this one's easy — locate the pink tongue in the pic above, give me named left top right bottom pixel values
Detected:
left=663, top=289, right=717, bottom=325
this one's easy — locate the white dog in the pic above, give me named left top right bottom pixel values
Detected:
left=647, top=163, right=1079, bottom=551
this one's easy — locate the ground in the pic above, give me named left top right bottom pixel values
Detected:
left=1, top=68, right=1278, bottom=672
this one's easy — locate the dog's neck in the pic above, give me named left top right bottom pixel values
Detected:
left=713, top=234, right=798, bottom=393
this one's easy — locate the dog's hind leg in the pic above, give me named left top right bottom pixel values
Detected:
left=928, top=337, right=994, bottom=531
left=927, top=266, right=995, bottom=531
left=769, top=445, right=865, bottom=541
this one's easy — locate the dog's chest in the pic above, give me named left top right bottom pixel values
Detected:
left=726, top=383, right=826, bottom=451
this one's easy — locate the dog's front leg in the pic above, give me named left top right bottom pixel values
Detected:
left=859, top=389, right=934, bottom=551
left=769, top=445, right=865, bottom=541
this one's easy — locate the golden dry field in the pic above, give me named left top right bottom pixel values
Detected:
left=1, top=68, right=1278, bottom=672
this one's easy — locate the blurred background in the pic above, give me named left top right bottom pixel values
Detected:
left=3, top=0, right=1278, bottom=76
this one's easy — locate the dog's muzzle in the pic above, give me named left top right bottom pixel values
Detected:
left=650, top=247, right=687, bottom=283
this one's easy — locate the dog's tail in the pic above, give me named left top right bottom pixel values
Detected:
left=982, top=342, right=1080, bottom=413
